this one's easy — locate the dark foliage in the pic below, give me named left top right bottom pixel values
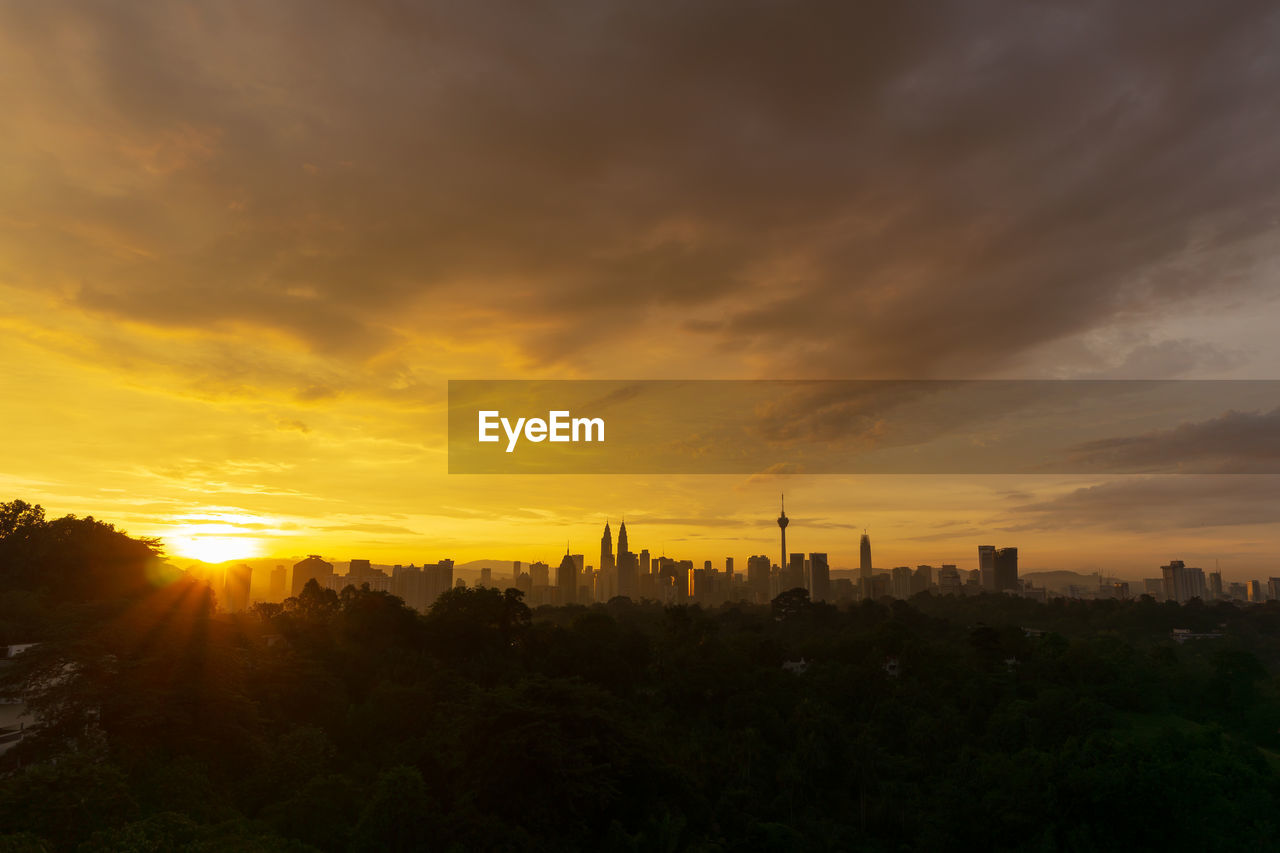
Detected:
left=3, top=501, right=1280, bottom=851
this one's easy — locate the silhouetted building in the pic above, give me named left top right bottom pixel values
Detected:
left=617, top=550, right=638, bottom=600
left=938, top=565, right=962, bottom=595
left=557, top=552, right=578, bottom=605
left=891, top=566, right=913, bottom=599
left=1161, top=560, right=1206, bottom=603
left=978, top=545, right=996, bottom=591
left=747, top=554, right=771, bottom=602
left=912, top=565, right=933, bottom=596
left=787, top=553, right=805, bottom=592
left=809, top=553, right=829, bottom=602
left=223, top=563, right=251, bottom=612
left=994, top=547, right=1018, bottom=593
left=292, top=555, right=333, bottom=597
left=393, top=564, right=425, bottom=610
left=598, top=521, right=616, bottom=601
left=530, top=561, right=549, bottom=587
left=269, top=564, right=287, bottom=600
left=426, top=559, right=454, bottom=606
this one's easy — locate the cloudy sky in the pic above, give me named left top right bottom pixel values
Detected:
left=2, top=1, right=1279, bottom=577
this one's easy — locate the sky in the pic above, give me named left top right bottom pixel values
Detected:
left=2, top=1, right=1279, bottom=579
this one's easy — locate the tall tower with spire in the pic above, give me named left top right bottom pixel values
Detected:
left=777, top=494, right=789, bottom=574
left=599, top=520, right=616, bottom=602
left=600, top=520, right=614, bottom=573
left=617, top=519, right=628, bottom=557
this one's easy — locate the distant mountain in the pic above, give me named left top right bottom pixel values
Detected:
left=453, top=559, right=526, bottom=582
left=1022, top=570, right=1140, bottom=592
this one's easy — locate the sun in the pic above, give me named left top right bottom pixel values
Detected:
left=167, top=535, right=263, bottom=564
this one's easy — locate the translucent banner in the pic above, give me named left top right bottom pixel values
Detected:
left=447, top=380, right=1280, bottom=474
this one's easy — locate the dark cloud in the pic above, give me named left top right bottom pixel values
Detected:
left=1067, top=407, right=1280, bottom=472
left=1009, top=476, right=1280, bottom=531
left=2, top=1, right=1279, bottom=379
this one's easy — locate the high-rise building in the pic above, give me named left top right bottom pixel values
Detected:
left=1248, top=579, right=1264, bottom=602
left=912, top=565, right=933, bottom=595
left=1268, top=578, right=1280, bottom=602
left=529, top=561, right=550, bottom=587
left=639, top=549, right=650, bottom=576
left=292, top=555, right=334, bottom=597
left=747, top=555, right=771, bottom=602
left=890, top=566, right=913, bottom=599
left=223, top=563, right=252, bottom=612
left=479, top=567, right=492, bottom=588
left=557, top=551, right=578, bottom=605
left=599, top=521, right=616, bottom=602
left=1160, top=560, right=1206, bottom=603
left=617, top=550, right=639, bottom=600
left=676, top=560, right=692, bottom=604
left=425, top=559, right=454, bottom=606
left=994, top=548, right=1018, bottom=593
left=269, top=564, right=287, bottom=600
left=938, top=565, right=962, bottom=595
left=978, top=545, right=996, bottom=591
left=859, top=531, right=872, bottom=578
left=1209, top=571, right=1224, bottom=599
left=809, top=553, right=829, bottom=603
left=617, top=520, right=628, bottom=557
left=787, top=553, right=806, bottom=592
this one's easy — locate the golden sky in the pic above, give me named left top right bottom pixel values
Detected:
left=3, top=2, right=1280, bottom=578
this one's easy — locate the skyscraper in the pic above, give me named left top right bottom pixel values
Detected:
left=269, top=564, right=287, bottom=600
left=617, top=550, right=638, bottom=600
left=292, top=555, right=334, bottom=597
left=747, top=554, right=771, bottom=602
left=1160, top=560, right=1204, bottom=603
left=809, top=553, right=829, bottom=603
left=557, top=550, right=578, bottom=605
left=994, top=547, right=1018, bottom=593
left=223, top=563, right=252, bottom=612
left=777, top=495, right=789, bottom=574
left=600, top=520, right=614, bottom=575
left=890, top=566, right=913, bottom=599
left=787, top=553, right=806, bottom=592
left=617, top=519, right=628, bottom=557
left=978, top=545, right=996, bottom=591
left=859, top=531, right=873, bottom=599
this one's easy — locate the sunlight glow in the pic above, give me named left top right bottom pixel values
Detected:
left=167, top=535, right=263, bottom=564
